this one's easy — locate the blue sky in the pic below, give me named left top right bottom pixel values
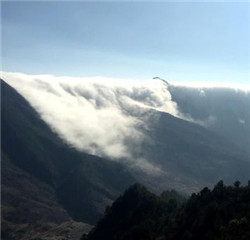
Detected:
left=2, top=1, right=250, bottom=84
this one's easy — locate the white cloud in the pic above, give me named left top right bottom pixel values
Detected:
left=2, top=71, right=180, bottom=174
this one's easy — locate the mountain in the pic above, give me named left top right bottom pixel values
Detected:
left=3, top=73, right=249, bottom=194
left=1, top=80, right=136, bottom=239
left=1, top=151, right=91, bottom=240
left=86, top=182, right=250, bottom=240
left=137, top=109, right=250, bottom=192
left=169, top=86, right=250, bottom=154
left=2, top=77, right=250, bottom=239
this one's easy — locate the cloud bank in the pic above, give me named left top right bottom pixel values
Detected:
left=3, top=71, right=250, bottom=174
left=2, top=71, right=180, bottom=173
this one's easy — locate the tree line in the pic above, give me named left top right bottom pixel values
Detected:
left=83, top=181, right=250, bottom=240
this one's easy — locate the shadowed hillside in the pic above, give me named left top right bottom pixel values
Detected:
left=169, top=86, right=250, bottom=154
left=1, top=80, right=135, bottom=239
left=86, top=181, right=250, bottom=240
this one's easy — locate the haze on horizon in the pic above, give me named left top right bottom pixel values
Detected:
left=2, top=1, right=249, bottom=85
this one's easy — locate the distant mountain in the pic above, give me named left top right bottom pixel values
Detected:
left=86, top=182, right=250, bottom=240
left=169, top=86, right=250, bottom=154
left=1, top=80, right=135, bottom=239
left=137, top=109, right=250, bottom=192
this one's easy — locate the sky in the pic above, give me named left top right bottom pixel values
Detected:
left=1, top=1, right=250, bottom=84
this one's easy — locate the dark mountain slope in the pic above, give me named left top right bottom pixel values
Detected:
left=169, top=86, right=250, bottom=154
left=1, top=79, right=136, bottom=235
left=1, top=152, right=84, bottom=240
left=137, top=110, right=250, bottom=192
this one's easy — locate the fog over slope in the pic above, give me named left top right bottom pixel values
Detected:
left=3, top=72, right=250, bottom=170
left=2, top=72, right=182, bottom=173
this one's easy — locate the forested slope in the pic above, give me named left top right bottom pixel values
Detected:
left=86, top=181, right=250, bottom=240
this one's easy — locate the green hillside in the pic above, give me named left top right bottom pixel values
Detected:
left=86, top=181, right=250, bottom=240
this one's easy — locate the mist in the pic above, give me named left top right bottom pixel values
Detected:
left=3, top=71, right=250, bottom=174
left=2, top=72, right=181, bottom=173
